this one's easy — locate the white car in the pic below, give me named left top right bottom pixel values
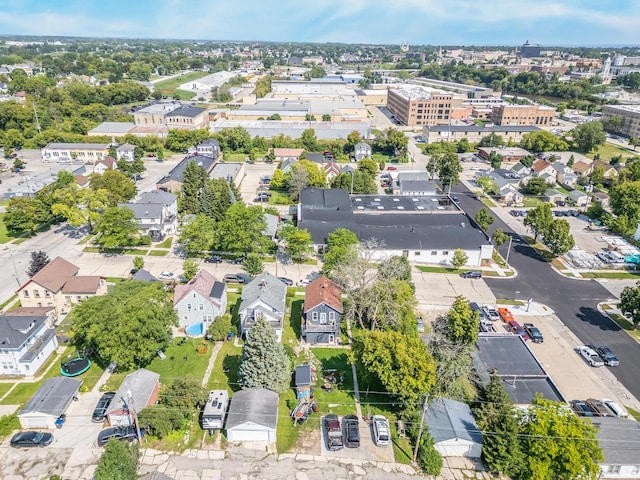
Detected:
left=158, top=271, right=178, bottom=281
left=601, top=398, right=628, bottom=418
left=371, top=415, right=390, bottom=447
left=482, top=304, right=500, bottom=321
left=296, top=279, right=311, bottom=287
left=577, top=345, right=605, bottom=367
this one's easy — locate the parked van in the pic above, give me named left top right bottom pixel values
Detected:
left=606, top=251, right=625, bottom=264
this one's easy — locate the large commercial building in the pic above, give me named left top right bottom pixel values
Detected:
left=227, top=98, right=368, bottom=122
left=519, top=41, right=542, bottom=58
left=386, top=85, right=464, bottom=127
left=133, top=102, right=209, bottom=130
left=601, top=104, right=640, bottom=139
left=422, top=125, right=541, bottom=144
left=490, top=104, right=555, bottom=126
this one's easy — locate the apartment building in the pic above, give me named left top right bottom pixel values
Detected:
left=602, top=104, right=640, bottom=138
left=490, top=104, right=556, bottom=127
left=41, top=143, right=110, bottom=163
left=386, top=85, right=463, bottom=127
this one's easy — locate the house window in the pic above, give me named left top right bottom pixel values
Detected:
left=37, top=302, right=42, bottom=307
left=23, top=290, right=29, bottom=297
left=34, top=290, right=40, bottom=298
left=44, top=290, right=51, bottom=298
left=443, top=251, right=449, bottom=255
left=632, top=466, right=640, bottom=475
left=76, top=296, right=82, bottom=302
left=64, top=296, right=71, bottom=304
left=329, top=311, right=335, bottom=322
left=414, top=251, right=420, bottom=256
left=431, top=251, right=437, bottom=255
left=320, top=313, right=327, bottom=324
left=312, top=312, right=318, bottom=321
left=608, top=466, right=621, bottom=474
left=199, top=304, right=204, bottom=311
left=187, top=304, right=192, bottom=311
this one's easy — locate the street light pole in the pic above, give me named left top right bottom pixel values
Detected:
left=505, top=236, right=513, bottom=265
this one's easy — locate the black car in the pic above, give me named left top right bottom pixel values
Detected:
left=342, top=414, right=360, bottom=448
left=204, top=255, right=222, bottom=264
left=278, top=277, right=294, bottom=286
left=97, top=425, right=144, bottom=447
left=460, top=271, right=482, bottom=279
left=10, top=431, right=53, bottom=448
left=593, top=345, right=620, bottom=367
left=230, top=256, right=245, bottom=265
left=223, top=273, right=245, bottom=284
left=523, top=323, right=544, bottom=343
left=571, top=400, right=594, bottom=417
left=92, top=391, right=116, bottom=423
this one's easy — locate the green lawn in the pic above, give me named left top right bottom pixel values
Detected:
left=282, top=297, right=302, bottom=347
left=626, top=406, right=640, bottom=421
left=156, top=238, right=173, bottom=249
left=0, top=213, right=21, bottom=244
left=148, top=250, right=169, bottom=256
left=146, top=338, right=214, bottom=383
left=580, top=271, right=640, bottom=279
left=584, top=143, right=638, bottom=163
left=206, top=341, right=242, bottom=392
left=268, top=192, right=294, bottom=205
left=479, top=196, right=497, bottom=208
left=416, top=265, right=466, bottom=274
left=0, top=383, right=14, bottom=399
left=0, top=295, right=17, bottom=310
left=603, top=311, right=640, bottom=342
left=171, top=89, right=196, bottom=100
left=223, top=153, right=247, bottom=162
left=522, top=197, right=547, bottom=208
left=153, top=71, right=209, bottom=92
left=309, top=348, right=356, bottom=416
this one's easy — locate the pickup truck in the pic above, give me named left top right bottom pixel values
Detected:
left=498, top=307, right=514, bottom=322
left=323, top=414, right=344, bottom=451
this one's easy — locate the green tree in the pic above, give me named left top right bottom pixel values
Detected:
left=181, top=160, right=207, bottom=214
left=476, top=176, right=499, bottom=196
left=567, top=154, right=575, bottom=167
left=488, top=151, right=503, bottom=169
left=491, top=228, right=509, bottom=247
left=520, top=154, right=535, bottom=168
left=523, top=177, right=549, bottom=195
left=378, top=255, right=412, bottom=282
left=3, top=196, right=50, bottom=233
left=161, top=377, right=208, bottom=416
left=446, top=295, right=479, bottom=345
left=619, top=281, right=640, bottom=328
left=346, top=130, right=363, bottom=150
left=72, top=281, right=177, bottom=370
left=207, top=314, right=233, bottom=341
left=543, top=219, right=575, bottom=256
left=299, top=128, right=319, bottom=151
left=474, top=208, right=494, bottom=231
left=474, top=374, right=525, bottom=477
left=270, top=169, right=287, bottom=189
left=116, top=158, right=146, bottom=178
left=322, top=229, right=359, bottom=275
left=279, top=225, right=313, bottom=263
left=214, top=203, right=268, bottom=254
left=428, top=151, right=463, bottom=187
left=357, top=158, right=379, bottom=176
left=182, top=258, right=199, bottom=281
left=322, top=114, right=331, bottom=121
left=330, top=171, right=377, bottom=194
left=590, top=164, right=605, bottom=185
left=89, top=170, right=137, bottom=206
left=179, top=214, right=216, bottom=254
left=52, top=185, right=109, bottom=231
left=93, top=206, right=140, bottom=248
left=629, top=136, right=640, bottom=151
left=520, top=397, right=603, bottom=480
left=238, top=317, right=291, bottom=392
left=94, top=438, right=139, bottom=480
left=352, top=330, right=436, bottom=404
left=572, top=121, right=607, bottom=152
left=520, top=130, right=569, bottom=152
left=478, top=133, right=505, bottom=147
left=451, top=248, right=469, bottom=269
left=243, top=253, right=264, bottom=277
left=137, top=405, right=184, bottom=439
left=132, top=256, right=144, bottom=271
left=524, top=204, right=553, bottom=241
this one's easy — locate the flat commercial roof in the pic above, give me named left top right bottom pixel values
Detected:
left=475, top=334, right=546, bottom=376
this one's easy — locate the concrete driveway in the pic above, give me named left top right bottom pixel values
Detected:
left=319, top=415, right=395, bottom=462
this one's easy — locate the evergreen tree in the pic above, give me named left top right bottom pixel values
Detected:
left=94, top=438, right=139, bottom=480
left=200, top=178, right=236, bottom=221
left=474, top=374, right=525, bottom=477
left=26, top=250, right=50, bottom=277
left=181, top=160, right=207, bottom=214
left=238, top=317, right=290, bottom=392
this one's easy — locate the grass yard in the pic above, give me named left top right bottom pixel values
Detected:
left=309, top=348, right=356, bottom=416
left=282, top=298, right=302, bottom=347
left=0, top=383, right=14, bottom=399
left=585, top=144, right=638, bottom=163
left=0, top=413, right=20, bottom=440
left=223, top=152, right=247, bottom=162
left=626, top=406, right=640, bottom=421
left=206, top=341, right=242, bottom=392
left=268, top=192, right=294, bottom=205
left=146, top=338, right=214, bottom=383
left=581, top=271, right=640, bottom=279
left=148, top=250, right=169, bottom=256
left=155, top=238, right=173, bottom=249
left=0, top=213, right=21, bottom=244
left=479, top=196, right=497, bottom=208
left=522, top=196, right=547, bottom=208
left=0, top=294, right=18, bottom=311
left=416, top=265, right=466, bottom=274
left=153, top=71, right=209, bottom=92
left=604, top=311, right=640, bottom=342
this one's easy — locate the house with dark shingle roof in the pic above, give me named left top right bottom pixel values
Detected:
left=120, top=190, right=178, bottom=239
left=238, top=272, right=286, bottom=342
left=156, top=156, right=216, bottom=193
left=424, top=398, right=483, bottom=458
left=225, top=388, right=279, bottom=442
left=173, top=270, right=227, bottom=330
left=592, top=417, right=640, bottom=479
left=0, top=307, right=57, bottom=376
left=18, top=377, right=82, bottom=428
left=302, top=276, right=343, bottom=345
left=16, top=257, right=106, bottom=314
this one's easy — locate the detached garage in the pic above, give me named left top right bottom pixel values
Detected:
left=18, top=377, right=82, bottom=429
left=425, top=398, right=483, bottom=458
left=225, top=388, right=278, bottom=442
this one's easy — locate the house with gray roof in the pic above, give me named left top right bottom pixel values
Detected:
left=115, top=143, right=136, bottom=162
left=156, top=156, right=216, bottom=193
left=225, top=388, right=279, bottom=442
left=131, top=269, right=158, bottom=282
left=425, top=398, right=483, bottom=458
left=120, top=190, right=178, bottom=239
left=478, top=172, right=523, bottom=205
left=106, top=369, right=160, bottom=426
left=173, top=270, right=227, bottom=330
left=196, top=139, right=221, bottom=159
left=238, top=272, right=287, bottom=342
left=568, top=189, right=589, bottom=207
left=593, top=417, right=640, bottom=479
left=393, top=172, right=437, bottom=196
left=552, top=162, right=578, bottom=188
left=18, top=377, right=82, bottom=428
left=0, top=307, right=58, bottom=377
left=353, top=142, right=372, bottom=161
left=543, top=188, right=565, bottom=204
left=263, top=214, right=279, bottom=240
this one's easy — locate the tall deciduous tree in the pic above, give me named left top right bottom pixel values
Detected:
left=238, top=317, right=290, bottom=392
left=279, top=225, right=313, bottom=262
left=322, top=228, right=359, bottom=275
left=182, top=259, right=199, bottom=281
left=474, top=208, right=494, bottom=231
left=427, top=151, right=463, bottom=187
left=451, top=249, right=469, bottom=268
left=179, top=214, right=216, bottom=253
left=89, top=170, right=136, bottom=206
left=572, top=121, right=607, bottom=152
left=93, top=206, right=140, bottom=248
left=524, top=204, right=553, bottom=241
left=243, top=253, right=264, bottom=277
left=72, top=281, right=177, bottom=370
left=445, top=295, right=479, bottom=345
left=543, top=218, right=575, bottom=256
left=330, top=171, right=376, bottom=194
left=26, top=250, right=50, bottom=277
left=352, top=329, right=436, bottom=404
left=3, top=196, right=50, bottom=233
left=520, top=130, right=569, bottom=152
left=52, top=185, right=109, bottom=231
left=94, top=438, right=139, bottom=480
left=492, top=228, right=509, bottom=247
left=214, top=203, right=268, bottom=254
left=619, top=281, right=640, bottom=328
left=523, top=177, right=549, bottom=195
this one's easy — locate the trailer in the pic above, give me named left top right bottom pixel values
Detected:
left=202, top=390, right=229, bottom=434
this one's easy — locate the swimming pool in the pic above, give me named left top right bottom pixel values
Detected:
left=185, top=322, right=204, bottom=337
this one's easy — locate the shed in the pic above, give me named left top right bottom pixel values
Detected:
left=567, top=189, right=589, bottom=207
left=18, top=377, right=82, bottom=429
left=294, top=364, right=316, bottom=400
left=543, top=188, right=565, bottom=204
left=225, top=388, right=279, bottom=442
left=425, top=398, right=483, bottom=458
left=106, top=368, right=160, bottom=426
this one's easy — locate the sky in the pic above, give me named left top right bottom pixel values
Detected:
left=0, top=0, right=639, bottom=46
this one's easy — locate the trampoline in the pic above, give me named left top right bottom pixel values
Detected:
left=60, top=352, right=91, bottom=377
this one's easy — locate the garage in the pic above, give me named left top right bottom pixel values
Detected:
left=225, top=388, right=278, bottom=443
left=18, top=377, right=81, bottom=429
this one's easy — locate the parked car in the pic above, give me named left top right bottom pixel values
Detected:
left=158, top=271, right=178, bottom=281
left=571, top=400, right=594, bottom=417
left=416, top=316, right=425, bottom=333
left=386, top=166, right=397, bottom=171
left=323, top=414, right=343, bottom=451
left=460, top=270, right=482, bottom=279
left=498, top=307, right=514, bottom=323
left=296, top=278, right=311, bottom=287
left=523, top=323, right=544, bottom=343
left=278, top=277, right=294, bottom=286
left=204, top=255, right=222, bottom=264
left=482, top=304, right=500, bottom=321
left=508, top=321, right=529, bottom=341
left=10, top=431, right=53, bottom=448
left=342, top=414, right=360, bottom=448
left=592, top=345, right=620, bottom=367
left=97, top=425, right=144, bottom=447
left=372, top=415, right=390, bottom=446
left=585, top=398, right=612, bottom=417
left=601, top=398, right=628, bottom=418
left=470, top=302, right=485, bottom=319
left=230, top=256, right=246, bottom=265
left=577, top=345, right=605, bottom=367
left=480, top=320, right=497, bottom=333
left=92, top=391, right=116, bottom=423
left=223, top=274, right=245, bottom=284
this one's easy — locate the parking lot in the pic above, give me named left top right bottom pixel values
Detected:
left=237, top=163, right=277, bottom=205
left=319, top=415, right=395, bottom=462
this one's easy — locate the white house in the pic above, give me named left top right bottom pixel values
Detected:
left=0, top=307, right=57, bottom=376
left=595, top=417, right=640, bottom=479
left=115, top=143, right=136, bottom=162
left=225, top=388, right=278, bottom=442
left=238, top=272, right=286, bottom=342
left=119, top=190, right=178, bottom=240
left=93, top=156, right=117, bottom=175
left=196, top=139, right=222, bottom=159
left=568, top=189, right=589, bottom=207
left=173, top=270, right=227, bottom=330
left=425, top=398, right=483, bottom=458
left=353, top=142, right=372, bottom=161
left=18, top=377, right=82, bottom=429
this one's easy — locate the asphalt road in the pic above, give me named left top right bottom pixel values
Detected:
left=451, top=183, right=640, bottom=401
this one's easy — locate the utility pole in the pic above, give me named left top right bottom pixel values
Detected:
left=412, top=395, right=429, bottom=464
left=350, top=171, right=354, bottom=195
left=32, top=102, right=41, bottom=134
left=127, top=391, right=143, bottom=444
left=505, top=235, right=513, bottom=265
